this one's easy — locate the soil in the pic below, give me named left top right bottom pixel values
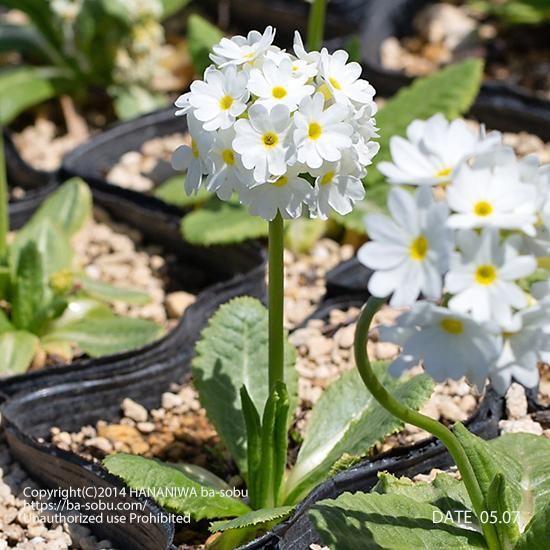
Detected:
left=380, top=1, right=550, bottom=100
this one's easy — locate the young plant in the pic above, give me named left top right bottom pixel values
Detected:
left=469, top=0, right=550, bottom=25
left=104, top=1, right=433, bottom=546
left=0, top=0, right=190, bottom=122
left=319, top=116, right=550, bottom=549
left=0, top=148, right=162, bottom=374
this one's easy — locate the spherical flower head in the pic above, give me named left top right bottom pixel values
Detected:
left=358, top=186, right=453, bottom=307
left=171, top=27, right=379, bottom=221
left=380, top=301, right=501, bottom=390
left=210, top=26, right=276, bottom=67
left=378, top=113, right=502, bottom=186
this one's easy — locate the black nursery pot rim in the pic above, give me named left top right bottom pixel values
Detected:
left=354, top=0, right=550, bottom=141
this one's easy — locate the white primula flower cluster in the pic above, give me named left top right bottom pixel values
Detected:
left=358, top=115, right=550, bottom=394
left=172, top=28, right=379, bottom=221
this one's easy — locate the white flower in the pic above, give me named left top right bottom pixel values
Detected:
left=292, top=31, right=320, bottom=78
left=171, top=114, right=213, bottom=194
left=445, top=229, right=536, bottom=327
left=319, top=49, right=375, bottom=106
left=206, top=128, right=252, bottom=200
left=310, top=161, right=365, bottom=219
left=187, top=66, right=249, bottom=131
left=490, top=305, right=547, bottom=394
left=233, top=103, right=294, bottom=183
left=210, top=27, right=275, bottom=67
left=358, top=187, right=452, bottom=307
left=447, top=155, right=538, bottom=235
left=248, top=58, right=314, bottom=112
left=294, top=93, right=352, bottom=169
left=240, top=164, right=312, bottom=220
left=378, top=114, right=502, bottom=186
left=380, top=301, right=501, bottom=390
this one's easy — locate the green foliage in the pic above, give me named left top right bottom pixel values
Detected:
left=192, top=297, right=297, bottom=478
left=181, top=197, right=268, bottom=245
left=160, top=0, right=191, bottom=19
left=0, top=179, right=162, bottom=375
left=154, top=176, right=212, bottom=207
left=309, top=433, right=550, bottom=549
left=469, top=0, right=550, bottom=25
left=283, top=366, right=433, bottom=504
left=210, top=505, right=295, bottom=533
left=345, top=59, right=484, bottom=232
left=103, top=454, right=251, bottom=520
left=187, top=14, right=224, bottom=75
left=284, top=218, right=327, bottom=254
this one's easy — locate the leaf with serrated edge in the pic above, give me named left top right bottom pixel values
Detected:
left=103, top=454, right=250, bottom=521
left=310, top=492, right=487, bottom=550
left=192, top=297, right=297, bottom=478
left=283, top=366, right=433, bottom=504
left=210, top=505, right=295, bottom=533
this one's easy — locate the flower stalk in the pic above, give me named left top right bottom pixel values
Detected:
left=268, top=213, right=285, bottom=391
left=354, top=297, right=501, bottom=550
left=0, top=130, right=8, bottom=262
left=307, top=0, right=326, bottom=50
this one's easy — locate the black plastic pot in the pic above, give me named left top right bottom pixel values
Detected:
left=0, top=170, right=266, bottom=398
left=202, top=0, right=369, bottom=46
left=2, top=262, right=265, bottom=550
left=357, top=0, right=550, bottom=140
left=4, top=129, right=58, bottom=229
left=60, top=107, right=190, bottom=216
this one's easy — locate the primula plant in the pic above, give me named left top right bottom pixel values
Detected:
left=0, top=0, right=188, bottom=122
left=307, top=115, right=550, bottom=548
left=0, top=143, right=162, bottom=373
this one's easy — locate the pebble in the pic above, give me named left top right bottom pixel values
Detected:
left=500, top=418, right=544, bottom=436
left=121, top=399, right=148, bottom=423
left=165, top=291, right=196, bottom=319
left=505, top=383, right=528, bottom=420
left=161, top=392, right=183, bottom=410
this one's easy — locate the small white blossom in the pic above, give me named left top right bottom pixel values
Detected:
left=358, top=187, right=452, bottom=307
left=233, top=103, right=294, bottom=183
left=445, top=229, right=536, bottom=328
left=210, top=27, right=276, bottom=67
left=294, top=92, right=352, bottom=169
left=380, top=302, right=501, bottom=390
left=378, top=114, right=501, bottom=186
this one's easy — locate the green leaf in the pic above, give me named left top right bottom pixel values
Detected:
left=0, top=23, right=50, bottom=60
left=154, top=176, right=211, bottom=207
left=283, top=366, right=433, bottom=504
left=187, top=14, right=223, bottom=75
left=76, top=275, right=151, bottom=305
left=240, top=385, right=262, bottom=507
left=103, top=454, right=251, bottom=520
left=485, top=473, right=521, bottom=547
left=0, top=66, right=70, bottom=124
left=284, top=218, right=327, bottom=254
left=192, top=297, right=297, bottom=478
left=11, top=219, right=73, bottom=276
left=514, top=501, right=550, bottom=550
left=310, top=492, right=487, bottom=550
left=0, top=310, right=13, bottom=334
left=111, top=85, right=167, bottom=120
left=160, top=0, right=191, bottom=19
left=25, top=178, right=92, bottom=237
left=11, top=242, right=46, bottom=330
left=210, top=505, right=295, bottom=533
left=181, top=198, right=268, bottom=245
left=0, top=330, right=39, bottom=375
left=42, top=316, right=163, bottom=357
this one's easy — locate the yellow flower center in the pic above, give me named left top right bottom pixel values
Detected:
left=320, top=171, right=335, bottom=186
left=191, top=139, right=199, bottom=158
left=262, top=132, right=279, bottom=148
left=329, top=77, right=341, bottom=90
left=440, top=318, right=464, bottom=335
left=272, top=86, right=287, bottom=99
left=409, top=235, right=428, bottom=261
left=436, top=167, right=452, bottom=178
left=308, top=122, right=322, bottom=140
left=272, top=175, right=288, bottom=187
left=222, top=149, right=235, bottom=165
left=473, top=201, right=493, bottom=217
left=475, top=264, right=497, bottom=285
left=219, top=95, right=233, bottom=110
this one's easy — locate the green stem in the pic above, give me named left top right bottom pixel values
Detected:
left=0, top=130, right=8, bottom=262
left=354, top=297, right=501, bottom=550
left=307, top=0, right=326, bottom=50
left=268, top=213, right=285, bottom=392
